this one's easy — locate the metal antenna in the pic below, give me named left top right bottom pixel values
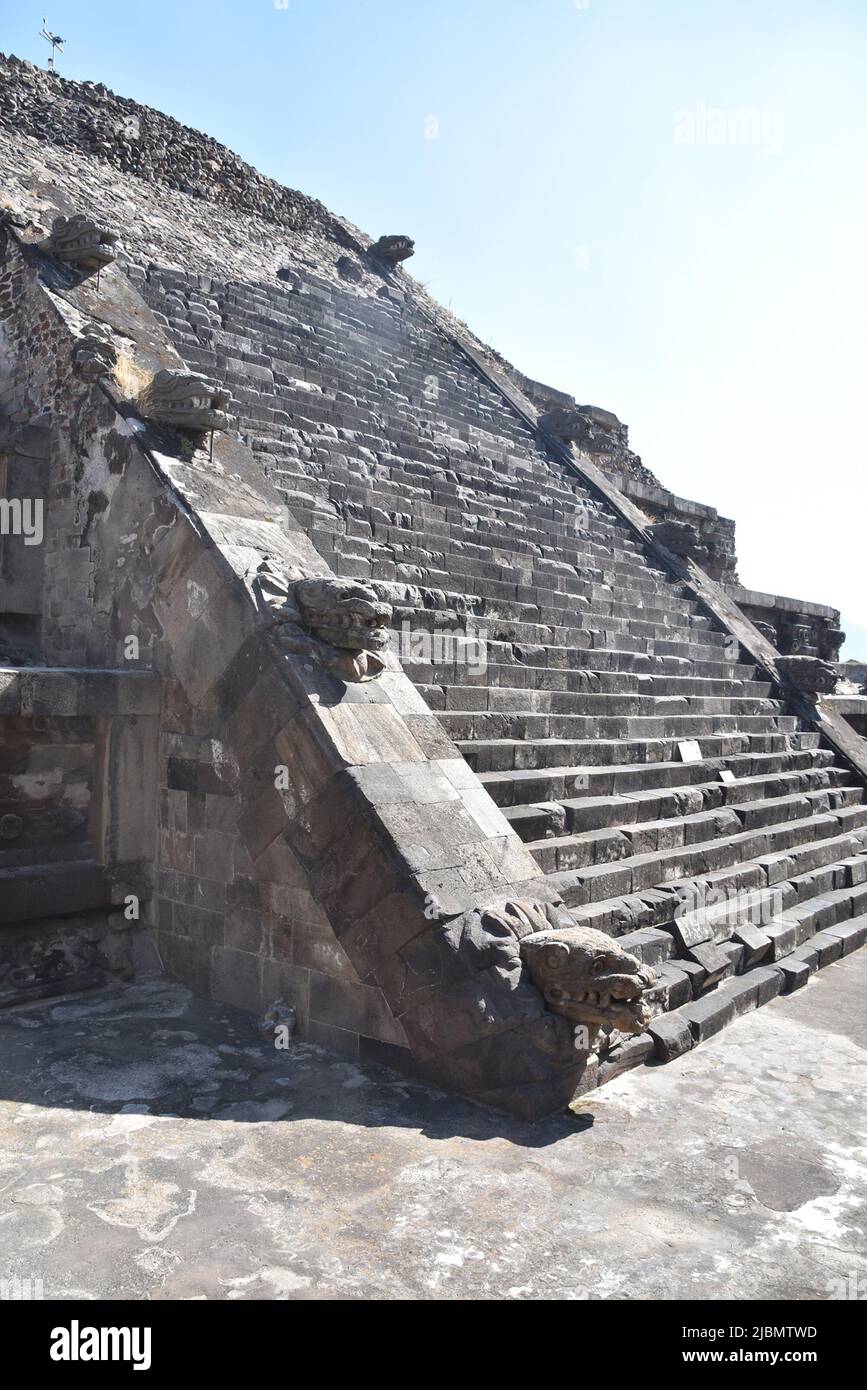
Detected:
left=40, top=19, right=65, bottom=72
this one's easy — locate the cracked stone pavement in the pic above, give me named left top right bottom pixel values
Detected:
left=1, top=950, right=866, bottom=1300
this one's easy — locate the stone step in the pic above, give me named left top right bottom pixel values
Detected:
left=356, top=543, right=705, bottom=618
left=406, top=642, right=755, bottom=682
left=406, top=660, right=771, bottom=698
left=479, top=745, right=839, bottom=806
left=640, top=912, right=867, bottom=1069
left=671, top=875, right=867, bottom=959
left=441, top=710, right=799, bottom=742
left=269, top=444, right=623, bottom=527
left=736, top=788, right=865, bottom=830
left=558, top=844, right=867, bottom=942
left=458, top=729, right=821, bottom=773
left=525, top=794, right=866, bottom=875
left=533, top=807, right=864, bottom=893
left=504, top=772, right=860, bottom=841
left=550, top=827, right=867, bottom=912
left=298, top=510, right=688, bottom=599
left=350, top=544, right=666, bottom=612
left=388, top=601, right=726, bottom=654
left=284, top=473, right=663, bottom=563
left=392, top=603, right=712, bottom=646
left=420, top=684, right=782, bottom=718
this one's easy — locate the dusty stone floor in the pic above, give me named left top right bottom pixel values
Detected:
left=1, top=953, right=865, bottom=1301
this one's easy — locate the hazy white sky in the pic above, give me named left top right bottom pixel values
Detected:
left=5, top=0, right=865, bottom=652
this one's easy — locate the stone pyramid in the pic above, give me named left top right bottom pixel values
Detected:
left=1, top=53, right=865, bottom=1118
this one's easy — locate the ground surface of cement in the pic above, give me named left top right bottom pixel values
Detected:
left=1, top=953, right=865, bottom=1300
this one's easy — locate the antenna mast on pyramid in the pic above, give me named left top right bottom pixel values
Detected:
left=40, top=19, right=65, bottom=72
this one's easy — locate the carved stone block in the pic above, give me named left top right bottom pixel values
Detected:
left=137, top=370, right=231, bottom=432
left=371, top=234, right=415, bottom=266
left=255, top=564, right=394, bottom=683
left=454, top=899, right=657, bottom=1042
left=779, top=623, right=813, bottom=656
left=647, top=518, right=702, bottom=558
left=539, top=404, right=625, bottom=447
left=777, top=655, right=838, bottom=696
left=819, top=627, right=845, bottom=662
left=72, top=327, right=118, bottom=381
left=44, top=213, right=118, bottom=270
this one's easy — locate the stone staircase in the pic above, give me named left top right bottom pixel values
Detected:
left=130, top=262, right=867, bottom=1084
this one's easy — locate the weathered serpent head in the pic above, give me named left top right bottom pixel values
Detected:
left=294, top=578, right=393, bottom=655
left=48, top=214, right=118, bottom=270
left=476, top=901, right=656, bottom=1035
left=519, top=925, right=655, bottom=1033
left=137, top=370, right=231, bottom=432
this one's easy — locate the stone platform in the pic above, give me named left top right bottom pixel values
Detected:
left=1, top=958, right=865, bottom=1301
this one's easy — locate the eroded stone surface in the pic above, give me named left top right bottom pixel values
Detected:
left=0, top=955, right=866, bottom=1300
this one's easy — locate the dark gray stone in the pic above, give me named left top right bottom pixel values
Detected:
left=680, top=991, right=736, bottom=1041
left=648, top=1011, right=694, bottom=1060
left=772, top=955, right=816, bottom=993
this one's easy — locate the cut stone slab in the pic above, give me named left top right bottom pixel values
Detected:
left=718, top=940, right=745, bottom=974
left=825, top=915, right=867, bottom=956
left=733, top=921, right=772, bottom=968
left=656, top=963, right=691, bottom=1010
left=675, top=957, right=707, bottom=996
left=772, top=954, right=816, bottom=992
left=597, top=1033, right=654, bottom=1084
left=616, top=925, right=673, bottom=967
left=714, top=972, right=761, bottom=1018
left=686, top=939, right=733, bottom=988
left=647, top=1010, right=694, bottom=1061
left=798, top=930, right=844, bottom=968
left=748, top=965, right=785, bottom=1006
left=680, top=990, right=737, bottom=1041
left=666, top=912, right=714, bottom=951
left=838, top=856, right=867, bottom=886
left=763, top=921, right=798, bottom=961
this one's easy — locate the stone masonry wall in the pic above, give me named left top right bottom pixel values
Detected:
left=727, top=586, right=844, bottom=664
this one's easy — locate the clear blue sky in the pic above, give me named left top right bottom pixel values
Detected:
left=4, top=0, right=866, bottom=656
